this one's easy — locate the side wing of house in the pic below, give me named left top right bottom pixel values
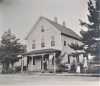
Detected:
left=61, top=35, right=82, bottom=63
left=25, top=18, right=62, bottom=52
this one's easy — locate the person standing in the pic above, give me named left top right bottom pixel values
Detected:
left=76, top=64, right=80, bottom=73
left=83, top=57, right=88, bottom=73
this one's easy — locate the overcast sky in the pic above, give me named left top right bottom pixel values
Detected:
left=0, top=0, right=88, bottom=42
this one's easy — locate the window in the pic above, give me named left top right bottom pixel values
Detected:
left=32, top=40, right=36, bottom=49
left=41, top=37, right=45, bottom=48
left=51, top=41, right=55, bottom=47
left=41, top=26, right=45, bottom=32
left=27, top=56, right=32, bottom=65
left=64, top=41, right=66, bottom=46
left=51, top=36, right=55, bottom=47
left=41, top=42, right=45, bottom=47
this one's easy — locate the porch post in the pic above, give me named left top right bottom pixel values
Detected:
left=26, top=56, right=29, bottom=71
left=76, top=55, right=79, bottom=64
left=21, top=56, right=24, bottom=72
left=53, top=53, right=56, bottom=73
left=68, top=55, right=70, bottom=64
left=41, top=55, right=44, bottom=72
left=31, top=56, right=33, bottom=71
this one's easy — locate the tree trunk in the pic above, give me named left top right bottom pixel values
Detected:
left=2, top=62, right=9, bottom=73
left=2, top=63, right=5, bottom=73
left=11, top=62, right=14, bottom=71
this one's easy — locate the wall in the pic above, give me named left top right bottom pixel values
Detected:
left=26, top=18, right=62, bottom=52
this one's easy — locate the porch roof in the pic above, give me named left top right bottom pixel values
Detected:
left=23, top=49, right=61, bottom=56
left=68, top=50, right=85, bottom=56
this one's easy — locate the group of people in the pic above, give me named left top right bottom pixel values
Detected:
left=70, top=57, right=88, bottom=73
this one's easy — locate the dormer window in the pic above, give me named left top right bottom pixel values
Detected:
left=41, top=26, right=45, bottom=32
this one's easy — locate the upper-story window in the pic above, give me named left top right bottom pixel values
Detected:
left=32, top=40, right=36, bottom=49
left=41, top=26, right=45, bottom=32
left=64, top=40, right=66, bottom=46
left=41, top=42, right=45, bottom=48
left=51, top=36, right=55, bottom=47
left=41, top=37, right=45, bottom=48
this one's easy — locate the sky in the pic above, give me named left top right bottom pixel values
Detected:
left=0, top=0, right=88, bottom=43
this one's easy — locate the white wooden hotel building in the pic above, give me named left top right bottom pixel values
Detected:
left=20, top=17, right=82, bottom=72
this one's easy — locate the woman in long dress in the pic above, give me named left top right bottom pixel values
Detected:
left=83, top=57, right=88, bottom=73
left=76, top=64, right=80, bottom=73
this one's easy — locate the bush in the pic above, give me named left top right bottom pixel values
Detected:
left=15, top=66, right=21, bottom=73
left=87, top=64, right=100, bottom=74
left=2, top=68, right=14, bottom=74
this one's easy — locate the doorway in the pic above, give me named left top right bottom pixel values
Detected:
left=41, top=54, right=49, bottom=72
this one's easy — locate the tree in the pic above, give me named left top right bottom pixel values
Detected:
left=68, top=43, right=83, bottom=51
left=79, top=0, right=100, bottom=63
left=0, top=29, right=26, bottom=73
left=0, top=0, right=3, bottom=3
left=68, top=43, right=84, bottom=61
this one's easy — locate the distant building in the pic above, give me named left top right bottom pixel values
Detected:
left=21, top=17, right=82, bottom=72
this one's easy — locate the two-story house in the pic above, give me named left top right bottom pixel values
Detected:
left=21, top=17, right=82, bottom=73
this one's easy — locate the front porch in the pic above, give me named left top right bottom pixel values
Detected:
left=21, top=49, right=61, bottom=73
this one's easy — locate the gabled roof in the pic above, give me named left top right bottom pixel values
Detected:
left=25, top=16, right=81, bottom=40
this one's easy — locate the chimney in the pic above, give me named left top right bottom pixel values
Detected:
left=62, top=21, right=66, bottom=27
left=54, top=17, right=58, bottom=23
